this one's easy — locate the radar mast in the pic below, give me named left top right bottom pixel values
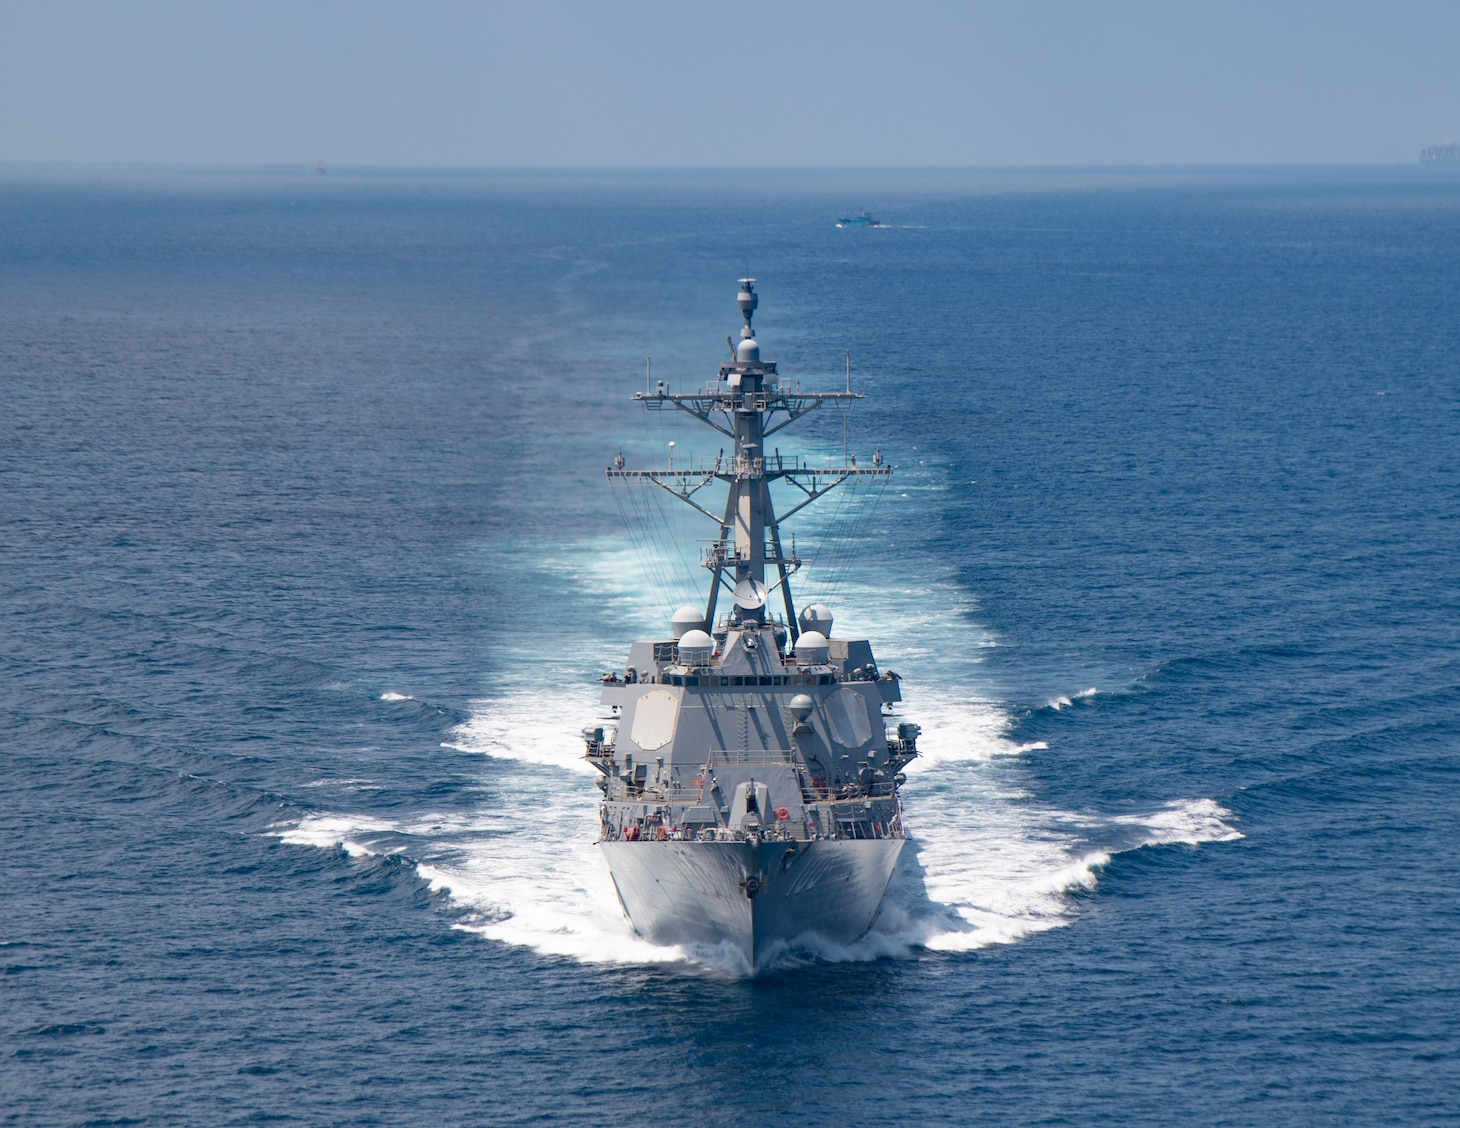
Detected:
left=608, top=279, right=891, bottom=640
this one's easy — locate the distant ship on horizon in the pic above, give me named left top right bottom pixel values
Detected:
left=836, top=212, right=881, bottom=228
left=1419, top=142, right=1460, bottom=165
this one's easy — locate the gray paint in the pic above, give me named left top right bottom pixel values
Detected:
left=586, top=281, right=920, bottom=971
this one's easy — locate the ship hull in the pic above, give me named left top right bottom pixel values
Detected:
left=601, top=838, right=903, bottom=970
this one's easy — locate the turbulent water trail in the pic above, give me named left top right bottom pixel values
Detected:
left=272, top=555, right=1241, bottom=974
left=275, top=687, right=1239, bottom=972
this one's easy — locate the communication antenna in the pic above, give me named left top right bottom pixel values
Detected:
left=609, top=276, right=892, bottom=632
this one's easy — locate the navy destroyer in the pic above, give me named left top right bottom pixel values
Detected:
left=584, top=279, right=921, bottom=970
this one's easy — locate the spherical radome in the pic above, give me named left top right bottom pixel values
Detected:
left=671, top=606, right=703, bottom=639
left=799, top=604, right=833, bottom=637
left=795, top=630, right=829, bottom=663
left=677, top=629, right=714, bottom=665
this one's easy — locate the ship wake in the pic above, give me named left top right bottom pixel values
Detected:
left=269, top=555, right=1240, bottom=976
left=272, top=697, right=1238, bottom=975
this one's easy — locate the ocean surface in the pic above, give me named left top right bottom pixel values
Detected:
left=2, top=165, right=1457, bottom=1125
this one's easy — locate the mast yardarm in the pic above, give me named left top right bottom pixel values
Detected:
left=607, top=279, right=892, bottom=639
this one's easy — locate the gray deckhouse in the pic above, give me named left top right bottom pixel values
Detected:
left=586, top=279, right=920, bottom=854
left=586, top=280, right=919, bottom=965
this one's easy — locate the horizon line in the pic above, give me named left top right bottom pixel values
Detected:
left=0, top=159, right=1445, bottom=174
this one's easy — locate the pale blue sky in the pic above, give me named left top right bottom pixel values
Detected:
left=2, top=0, right=1456, bottom=166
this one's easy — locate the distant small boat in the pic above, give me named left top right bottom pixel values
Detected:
left=313, top=160, right=328, bottom=175
left=836, top=212, right=881, bottom=228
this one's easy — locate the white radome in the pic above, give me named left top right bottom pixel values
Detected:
left=795, top=630, right=829, bottom=664
left=671, top=606, right=703, bottom=639
left=677, top=629, right=714, bottom=665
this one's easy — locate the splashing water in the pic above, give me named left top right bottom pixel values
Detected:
left=272, top=541, right=1241, bottom=975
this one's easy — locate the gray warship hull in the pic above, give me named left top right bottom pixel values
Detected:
left=586, top=278, right=921, bottom=972
left=602, top=838, right=903, bottom=967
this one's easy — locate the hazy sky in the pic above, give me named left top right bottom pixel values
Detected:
left=2, top=0, right=1457, bottom=166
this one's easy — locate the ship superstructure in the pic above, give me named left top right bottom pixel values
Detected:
left=586, top=279, right=920, bottom=970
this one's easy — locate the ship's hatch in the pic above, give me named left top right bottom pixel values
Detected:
left=629, top=689, right=679, bottom=751
left=824, top=687, right=873, bottom=748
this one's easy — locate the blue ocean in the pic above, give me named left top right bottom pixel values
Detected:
left=3, top=166, right=1457, bottom=1125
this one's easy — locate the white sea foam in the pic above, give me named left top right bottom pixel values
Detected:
left=1110, top=797, right=1245, bottom=845
left=273, top=814, right=399, bottom=858
left=1047, top=687, right=1099, bottom=711
left=273, top=545, right=1241, bottom=973
left=380, top=691, right=414, bottom=701
left=268, top=795, right=698, bottom=968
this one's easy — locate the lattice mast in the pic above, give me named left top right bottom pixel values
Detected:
left=608, top=279, right=891, bottom=639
